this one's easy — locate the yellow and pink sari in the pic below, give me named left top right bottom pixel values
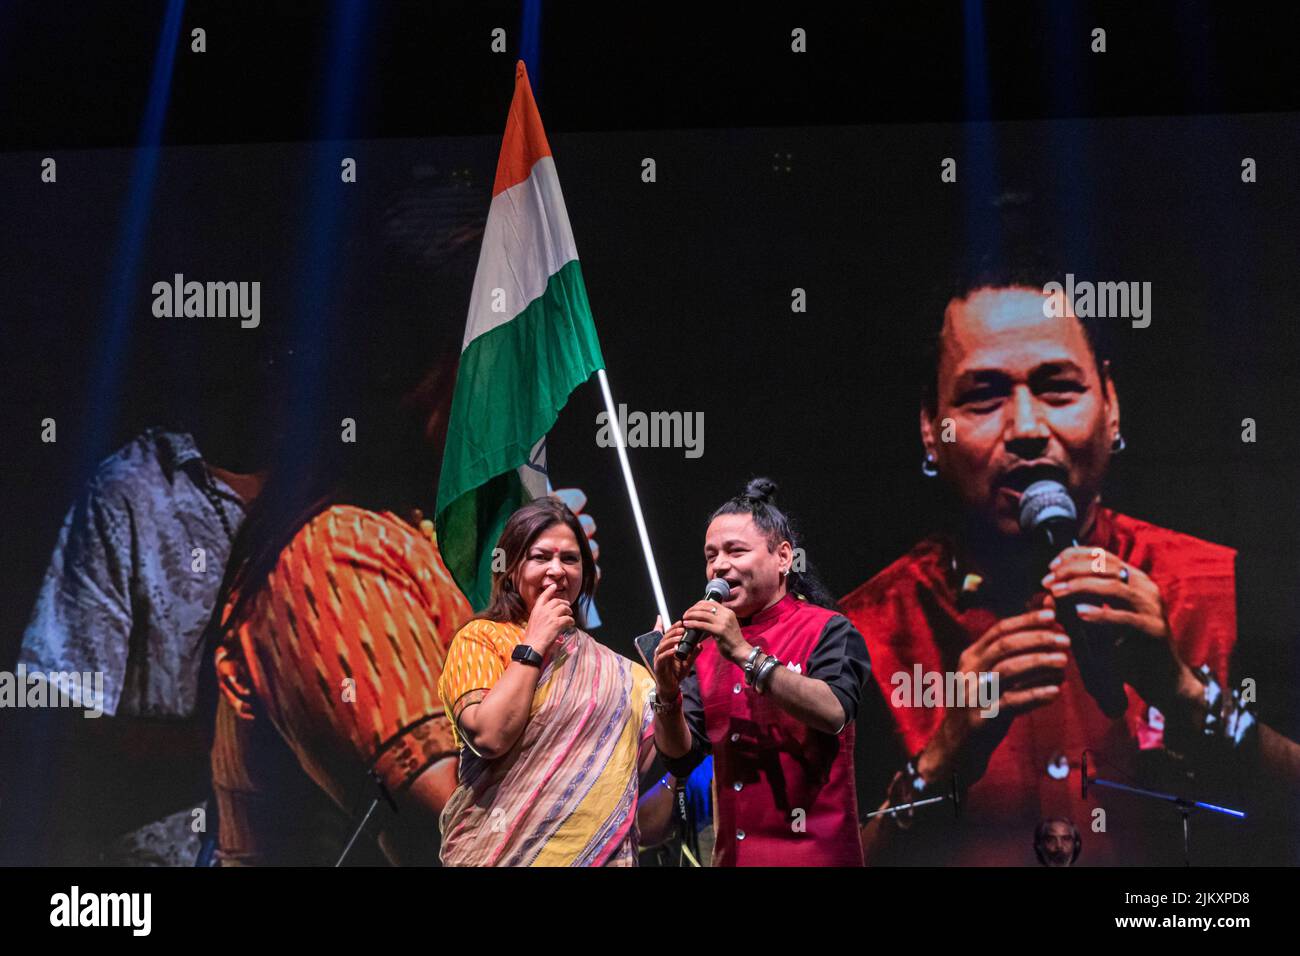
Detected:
left=438, top=621, right=655, bottom=866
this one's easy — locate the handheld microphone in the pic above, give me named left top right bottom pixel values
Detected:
left=1019, top=480, right=1129, bottom=719
left=675, top=578, right=732, bottom=660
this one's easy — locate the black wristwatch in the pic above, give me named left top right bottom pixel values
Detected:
left=511, top=644, right=544, bottom=668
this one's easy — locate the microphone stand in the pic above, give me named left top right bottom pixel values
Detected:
left=335, top=775, right=397, bottom=867
left=863, top=774, right=962, bottom=821
left=1081, top=750, right=1245, bottom=866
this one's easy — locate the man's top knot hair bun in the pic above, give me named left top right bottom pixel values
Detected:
left=707, top=476, right=836, bottom=609
left=743, top=477, right=778, bottom=504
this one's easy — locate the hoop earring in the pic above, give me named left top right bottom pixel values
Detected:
left=1111, top=433, right=1126, bottom=453
left=921, top=454, right=939, bottom=478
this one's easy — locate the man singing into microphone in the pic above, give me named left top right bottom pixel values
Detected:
left=652, top=478, right=871, bottom=866
left=842, top=257, right=1273, bottom=865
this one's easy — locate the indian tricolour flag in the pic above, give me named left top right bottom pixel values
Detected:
left=435, top=60, right=605, bottom=610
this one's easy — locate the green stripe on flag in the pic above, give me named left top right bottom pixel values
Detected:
left=436, top=470, right=525, bottom=612
left=436, top=259, right=605, bottom=608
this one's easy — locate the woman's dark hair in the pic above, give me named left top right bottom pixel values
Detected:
left=211, top=341, right=461, bottom=633
left=708, top=477, right=838, bottom=610
left=476, top=497, right=597, bottom=629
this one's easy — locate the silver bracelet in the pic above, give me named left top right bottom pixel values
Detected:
left=742, top=646, right=765, bottom=686
left=754, top=655, right=781, bottom=694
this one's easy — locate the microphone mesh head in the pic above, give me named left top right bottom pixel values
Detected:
left=1018, top=479, right=1077, bottom=533
left=705, top=578, right=732, bottom=601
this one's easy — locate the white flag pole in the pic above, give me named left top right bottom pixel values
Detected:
left=595, top=367, right=672, bottom=628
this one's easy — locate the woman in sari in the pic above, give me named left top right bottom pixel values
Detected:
left=438, top=497, right=655, bottom=866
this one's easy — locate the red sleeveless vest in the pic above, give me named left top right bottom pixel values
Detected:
left=695, top=594, right=864, bottom=866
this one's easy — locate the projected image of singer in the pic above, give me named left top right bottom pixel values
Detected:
left=843, top=259, right=1251, bottom=865
left=652, top=479, right=871, bottom=866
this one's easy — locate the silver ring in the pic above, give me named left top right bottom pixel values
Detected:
left=1118, top=567, right=1129, bottom=584
left=709, top=606, right=717, bottom=614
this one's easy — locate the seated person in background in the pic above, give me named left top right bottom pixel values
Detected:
left=1034, top=817, right=1082, bottom=867
left=638, top=754, right=715, bottom=866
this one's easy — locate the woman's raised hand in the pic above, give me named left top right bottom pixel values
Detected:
left=523, top=581, right=574, bottom=655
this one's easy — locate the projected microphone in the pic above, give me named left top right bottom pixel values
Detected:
left=1019, top=480, right=1129, bottom=718
left=675, top=578, right=732, bottom=660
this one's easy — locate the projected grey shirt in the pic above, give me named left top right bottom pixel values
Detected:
left=21, top=429, right=246, bottom=719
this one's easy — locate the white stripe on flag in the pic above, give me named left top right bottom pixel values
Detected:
left=462, top=156, right=579, bottom=350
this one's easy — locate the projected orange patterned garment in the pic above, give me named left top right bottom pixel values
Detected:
left=211, top=505, right=473, bottom=863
